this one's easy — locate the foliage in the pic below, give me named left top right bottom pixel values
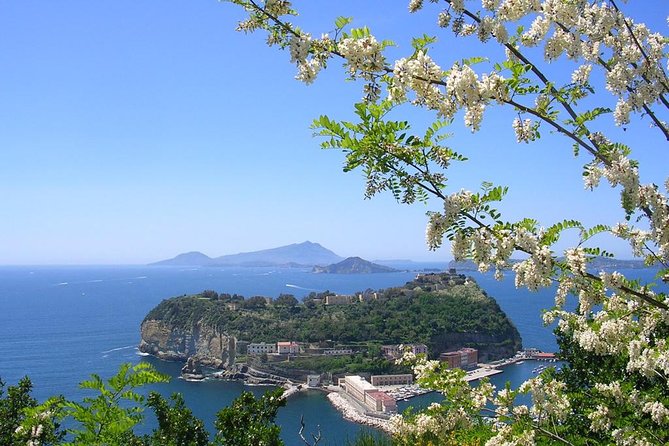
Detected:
left=0, top=376, right=63, bottom=446
left=277, top=353, right=409, bottom=375
left=61, top=362, right=169, bottom=445
left=274, top=293, right=299, bottom=307
left=1, top=364, right=296, bottom=446
left=225, top=0, right=669, bottom=444
left=145, top=392, right=209, bottom=446
left=346, top=431, right=393, bottom=446
left=213, top=388, right=286, bottom=446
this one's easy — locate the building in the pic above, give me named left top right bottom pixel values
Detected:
left=277, top=341, right=300, bottom=354
left=307, top=375, right=321, bottom=387
left=381, top=343, right=428, bottom=359
left=325, top=294, right=354, bottom=305
left=365, top=390, right=397, bottom=412
left=338, top=375, right=397, bottom=413
left=439, top=348, right=478, bottom=370
left=247, top=342, right=277, bottom=355
left=323, top=348, right=353, bottom=356
left=357, top=292, right=379, bottom=302
left=370, top=374, right=413, bottom=387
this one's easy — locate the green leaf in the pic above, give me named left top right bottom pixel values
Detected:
left=334, top=16, right=353, bottom=29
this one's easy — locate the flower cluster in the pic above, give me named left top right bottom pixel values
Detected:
left=337, top=36, right=385, bottom=77
left=512, top=117, right=537, bottom=143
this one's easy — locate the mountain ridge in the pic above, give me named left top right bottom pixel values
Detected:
left=150, top=241, right=343, bottom=267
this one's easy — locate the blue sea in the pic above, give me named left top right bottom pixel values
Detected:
left=0, top=264, right=662, bottom=445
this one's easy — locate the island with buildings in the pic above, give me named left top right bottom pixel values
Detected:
left=139, top=271, right=527, bottom=425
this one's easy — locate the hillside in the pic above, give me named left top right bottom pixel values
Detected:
left=139, top=272, right=522, bottom=368
left=312, top=257, right=400, bottom=274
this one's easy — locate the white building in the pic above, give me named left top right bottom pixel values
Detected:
left=381, top=344, right=428, bottom=359
left=338, top=375, right=397, bottom=413
left=323, top=348, right=353, bottom=356
left=370, top=374, right=413, bottom=387
left=247, top=342, right=277, bottom=355
left=277, top=341, right=300, bottom=354
left=325, top=295, right=354, bottom=305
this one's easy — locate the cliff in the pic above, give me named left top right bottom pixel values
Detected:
left=139, top=318, right=236, bottom=369
left=139, top=273, right=522, bottom=367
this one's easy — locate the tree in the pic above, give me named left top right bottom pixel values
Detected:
left=275, top=293, right=298, bottom=307
left=59, top=362, right=169, bottom=445
left=213, top=388, right=286, bottom=446
left=244, top=295, right=269, bottom=309
left=6, top=363, right=295, bottom=446
left=145, top=392, right=209, bottom=446
left=200, top=290, right=219, bottom=300
left=225, top=1, right=668, bottom=444
left=0, top=377, right=63, bottom=446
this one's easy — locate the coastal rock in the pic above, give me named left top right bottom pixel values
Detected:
left=181, top=356, right=205, bottom=380
left=139, top=319, right=236, bottom=369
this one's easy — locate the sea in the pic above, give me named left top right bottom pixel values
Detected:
left=0, top=264, right=663, bottom=445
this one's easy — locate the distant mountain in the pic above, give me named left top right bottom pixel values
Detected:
left=312, top=257, right=400, bottom=274
left=151, top=242, right=343, bottom=267
left=151, top=251, right=212, bottom=266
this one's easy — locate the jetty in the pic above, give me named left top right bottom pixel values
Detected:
left=326, top=392, right=393, bottom=433
left=464, top=367, right=503, bottom=382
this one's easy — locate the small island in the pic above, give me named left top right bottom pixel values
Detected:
left=312, top=256, right=400, bottom=274
left=140, top=272, right=521, bottom=373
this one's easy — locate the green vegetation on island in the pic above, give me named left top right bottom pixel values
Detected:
left=140, top=272, right=522, bottom=373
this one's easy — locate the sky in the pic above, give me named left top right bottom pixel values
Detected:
left=0, top=1, right=667, bottom=265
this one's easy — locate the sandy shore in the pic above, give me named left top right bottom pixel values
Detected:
left=326, top=392, right=394, bottom=433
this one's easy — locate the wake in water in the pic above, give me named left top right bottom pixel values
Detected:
left=285, top=284, right=322, bottom=292
left=101, top=345, right=135, bottom=354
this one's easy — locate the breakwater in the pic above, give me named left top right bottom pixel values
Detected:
left=326, top=392, right=393, bottom=433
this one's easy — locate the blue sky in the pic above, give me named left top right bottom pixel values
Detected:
left=1, top=1, right=667, bottom=264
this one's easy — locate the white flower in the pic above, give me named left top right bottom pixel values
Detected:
left=614, top=98, right=632, bottom=126
left=338, top=36, right=385, bottom=75
left=642, top=401, right=669, bottom=424
left=408, top=0, right=423, bottom=13
left=521, top=15, right=550, bottom=46
left=512, top=117, right=536, bottom=143
left=588, top=404, right=611, bottom=432
left=438, top=10, right=451, bottom=28
left=571, top=64, right=592, bottom=85
left=565, top=247, right=587, bottom=276
left=289, top=34, right=311, bottom=63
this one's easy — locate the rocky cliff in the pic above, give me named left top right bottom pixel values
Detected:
left=139, top=319, right=236, bottom=369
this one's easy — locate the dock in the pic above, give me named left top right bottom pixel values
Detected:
left=464, top=367, right=503, bottom=382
